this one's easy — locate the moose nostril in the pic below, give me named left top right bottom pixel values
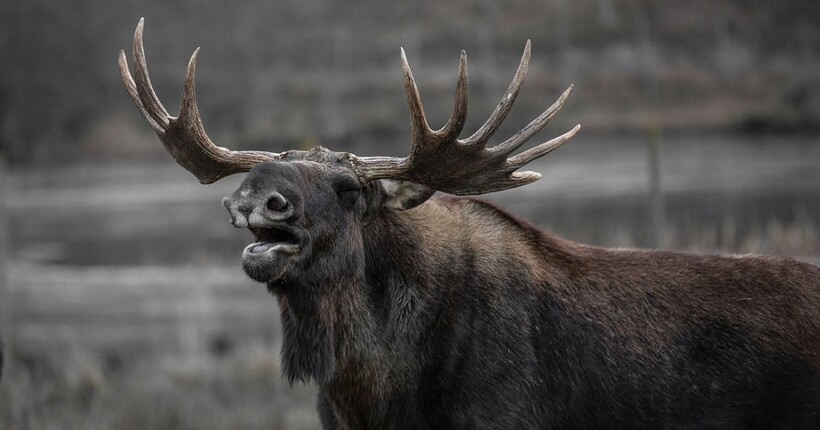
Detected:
left=266, top=193, right=289, bottom=212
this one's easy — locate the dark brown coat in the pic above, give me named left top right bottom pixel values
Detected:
left=227, top=160, right=819, bottom=429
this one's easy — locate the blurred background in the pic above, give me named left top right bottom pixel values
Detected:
left=1, top=0, right=819, bottom=428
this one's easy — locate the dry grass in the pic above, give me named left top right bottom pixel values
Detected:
left=0, top=263, right=319, bottom=430
left=1, top=350, right=319, bottom=430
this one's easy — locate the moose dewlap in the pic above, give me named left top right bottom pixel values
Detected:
left=120, top=19, right=820, bottom=430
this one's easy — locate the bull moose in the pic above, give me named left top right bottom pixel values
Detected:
left=119, top=19, right=819, bottom=429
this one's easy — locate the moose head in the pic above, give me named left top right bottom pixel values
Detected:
left=119, top=18, right=578, bottom=291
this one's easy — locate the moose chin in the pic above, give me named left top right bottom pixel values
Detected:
left=120, top=19, right=820, bottom=430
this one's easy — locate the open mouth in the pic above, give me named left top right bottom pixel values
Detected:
left=245, top=226, right=301, bottom=254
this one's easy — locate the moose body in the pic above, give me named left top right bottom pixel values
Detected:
left=120, top=20, right=820, bottom=429
left=248, top=166, right=820, bottom=429
left=318, top=194, right=820, bottom=428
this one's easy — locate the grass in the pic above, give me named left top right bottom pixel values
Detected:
left=1, top=349, right=319, bottom=430
left=0, top=263, right=319, bottom=430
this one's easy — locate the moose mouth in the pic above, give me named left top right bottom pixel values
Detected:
left=245, top=226, right=301, bottom=255
left=241, top=225, right=302, bottom=283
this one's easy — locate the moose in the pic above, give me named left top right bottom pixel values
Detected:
left=120, top=20, right=819, bottom=429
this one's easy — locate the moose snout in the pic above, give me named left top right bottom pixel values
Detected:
left=223, top=190, right=296, bottom=228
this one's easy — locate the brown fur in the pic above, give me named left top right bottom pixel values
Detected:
left=224, top=159, right=819, bottom=429
left=419, top=197, right=820, bottom=365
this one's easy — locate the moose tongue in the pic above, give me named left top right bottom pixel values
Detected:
left=251, top=243, right=272, bottom=253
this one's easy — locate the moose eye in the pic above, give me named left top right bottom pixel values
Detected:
left=333, top=176, right=362, bottom=207
left=337, top=187, right=361, bottom=207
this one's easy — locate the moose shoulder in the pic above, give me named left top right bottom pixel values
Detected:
left=120, top=19, right=820, bottom=429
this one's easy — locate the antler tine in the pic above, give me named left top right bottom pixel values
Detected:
left=400, top=48, right=433, bottom=143
left=435, top=50, right=469, bottom=141
left=507, top=124, right=581, bottom=168
left=463, top=40, right=531, bottom=147
left=132, top=18, right=170, bottom=128
left=119, top=19, right=280, bottom=184
left=118, top=50, right=164, bottom=134
left=178, top=47, right=202, bottom=124
left=492, top=84, right=574, bottom=156
left=497, top=124, right=581, bottom=189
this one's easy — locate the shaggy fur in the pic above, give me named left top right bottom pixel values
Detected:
left=224, top=154, right=819, bottom=429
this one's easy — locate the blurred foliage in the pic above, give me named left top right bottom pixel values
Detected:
left=2, top=0, right=820, bottom=163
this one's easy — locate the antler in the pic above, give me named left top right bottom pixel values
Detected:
left=118, top=18, right=279, bottom=184
left=119, top=20, right=579, bottom=194
left=351, top=41, right=580, bottom=195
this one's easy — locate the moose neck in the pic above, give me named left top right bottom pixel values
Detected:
left=272, top=196, right=565, bottom=393
left=271, top=219, right=374, bottom=385
left=271, top=206, right=434, bottom=388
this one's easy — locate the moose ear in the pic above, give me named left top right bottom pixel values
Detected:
left=379, top=179, right=435, bottom=211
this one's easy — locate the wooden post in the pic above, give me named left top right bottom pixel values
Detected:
left=636, top=1, right=665, bottom=248
left=0, top=155, right=9, bottom=388
left=481, top=0, right=499, bottom=102
left=647, top=126, right=664, bottom=248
